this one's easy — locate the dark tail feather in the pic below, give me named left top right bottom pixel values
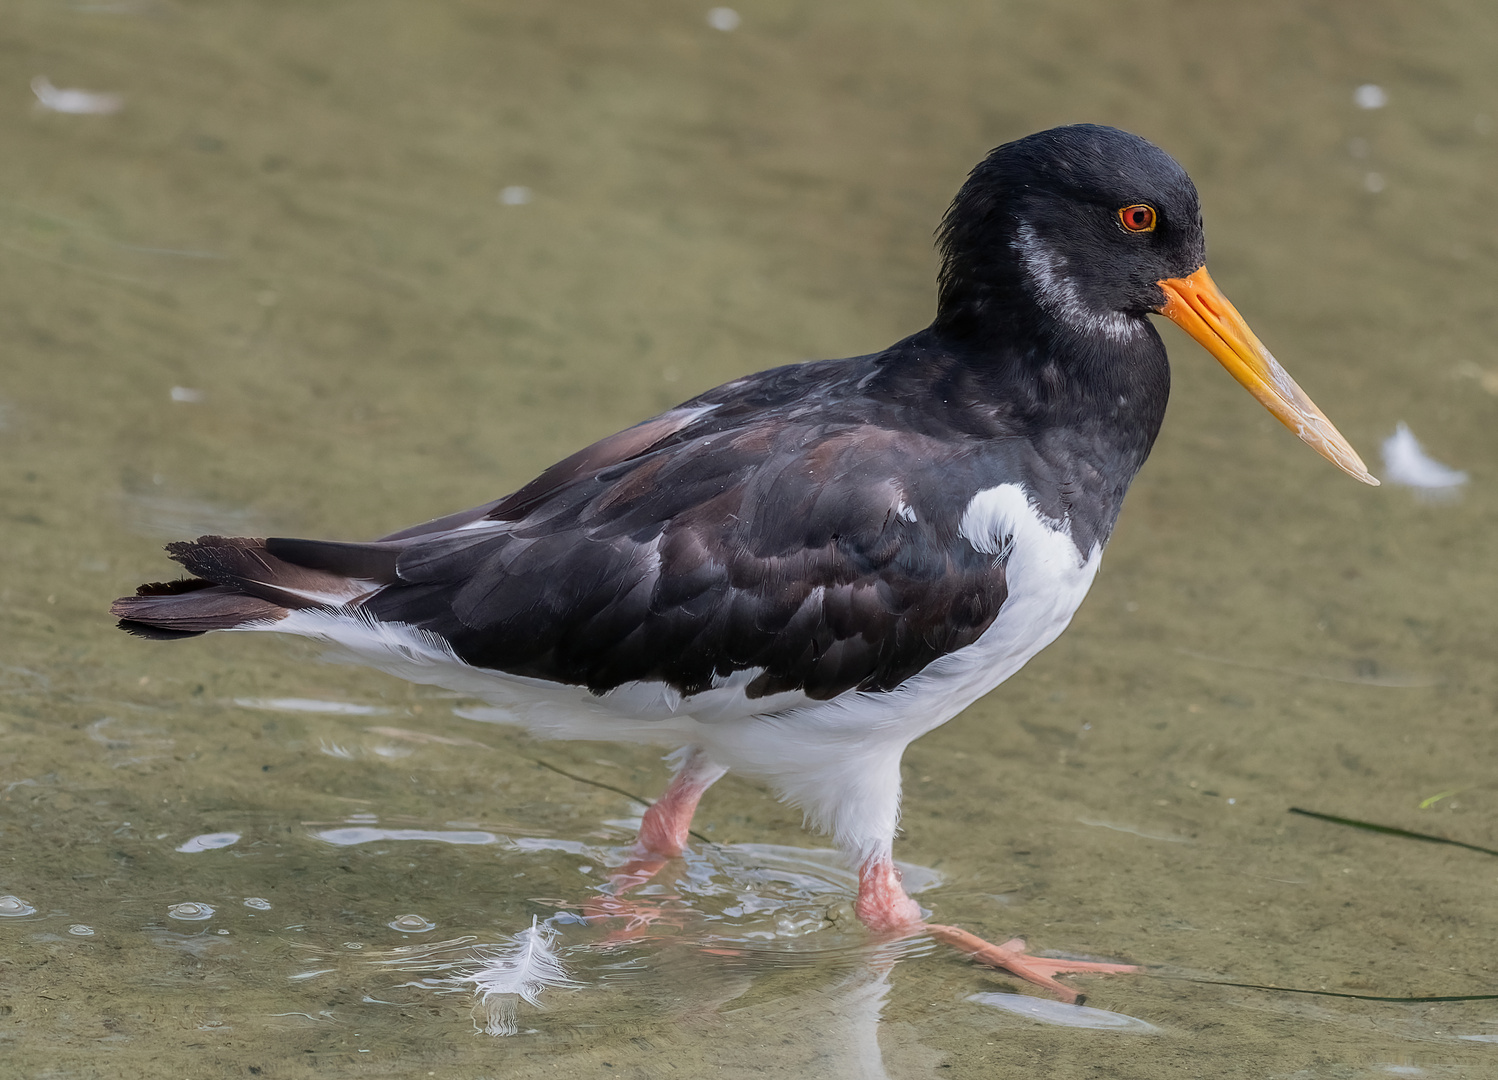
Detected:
left=111, top=578, right=289, bottom=637
left=111, top=534, right=403, bottom=639
left=263, top=536, right=402, bottom=580
left=162, top=535, right=395, bottom=608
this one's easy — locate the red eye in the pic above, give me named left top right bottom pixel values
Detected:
left=1117, top=204, right=1157, bottom=233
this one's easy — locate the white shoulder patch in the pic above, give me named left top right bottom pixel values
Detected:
left=958, top=482, right=1083, bottom=567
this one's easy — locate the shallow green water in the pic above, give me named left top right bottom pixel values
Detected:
left=4, top=1, right=1498, bottom=1076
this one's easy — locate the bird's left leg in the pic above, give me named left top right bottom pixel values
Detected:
left=587, top=747, right=726, bottom=936
left=855, top=851, right=1137, bottom=1004
left=633, top=747, right=727, bottom=861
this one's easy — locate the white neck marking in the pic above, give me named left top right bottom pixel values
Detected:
left=1013, top=222, right=1140, bottom=342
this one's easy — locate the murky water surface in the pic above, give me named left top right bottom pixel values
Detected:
left=4, top=2, right=1498, bottom=1076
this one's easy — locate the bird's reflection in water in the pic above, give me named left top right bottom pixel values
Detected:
left=638, top=940, right=927, bottom=1080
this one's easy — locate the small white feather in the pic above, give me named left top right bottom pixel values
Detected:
left=464, top=917, right=577, bottom=1036
left=1382, top=422, right=1468, bottom=494
left=31, top=76, right=123, bottom=115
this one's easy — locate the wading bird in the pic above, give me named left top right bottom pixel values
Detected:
left=115, top=125, right=1375, bottom=1002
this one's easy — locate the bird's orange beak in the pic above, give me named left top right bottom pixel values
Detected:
left=1156, top=267, right=1378, bottom=485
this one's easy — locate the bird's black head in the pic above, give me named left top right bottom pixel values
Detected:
left=934, top=124, right=1205, bottom=345
left=922, top=124, right=1377, bottom=486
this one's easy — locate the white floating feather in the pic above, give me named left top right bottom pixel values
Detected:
left=464, top=917, right=577, bottom=1036
left=1381, top=423, right=1468, bottom=495
left=31, top=76, right=123, bottom=115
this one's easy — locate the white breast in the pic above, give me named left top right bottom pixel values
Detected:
left=943, top=481, right=1102, bottom=707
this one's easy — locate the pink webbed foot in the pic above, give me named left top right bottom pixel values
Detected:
left=924, top=924, right=1139, bottom=1004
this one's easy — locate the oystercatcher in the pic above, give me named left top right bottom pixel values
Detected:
left=114, top=125, right=1375, bottom=1001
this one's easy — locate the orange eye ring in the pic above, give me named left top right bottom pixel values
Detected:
left=1117, top=204, right=1157, bottom=233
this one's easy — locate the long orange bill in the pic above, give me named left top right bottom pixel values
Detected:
left=1156, top=266, right=1378, bottom=486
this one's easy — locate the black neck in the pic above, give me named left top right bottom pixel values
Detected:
left=878, top=313, right=1170, bottom=552
left=914, top=310, right=1169, bottom=452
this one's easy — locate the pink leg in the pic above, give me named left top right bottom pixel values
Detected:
left=855, top=853, right=925, bottom=931
left=635, top=748, right=726, bottom=858
left=586, top=749, right=726, bottom=937
left=857, top=854, right=1138, bottom=1004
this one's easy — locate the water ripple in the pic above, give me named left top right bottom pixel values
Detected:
left=167, top=902, right=215, bottom=921
left=176, top=832, right=241, bottom=853
left=233, top=697, right=389, bottom=715
left=0, top=894, right=37, bottom=917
